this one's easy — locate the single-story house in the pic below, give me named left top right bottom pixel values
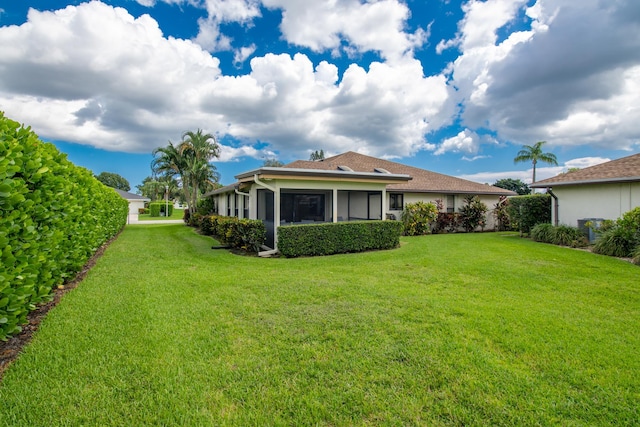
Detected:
left=114, top=189, right=150, bottom=224
left=530, top=152, right=640, bottom=227
left=206, top=151, right=515, bottom=254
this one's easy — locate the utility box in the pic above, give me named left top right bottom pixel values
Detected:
left=577, top=218, right=605, bottom=243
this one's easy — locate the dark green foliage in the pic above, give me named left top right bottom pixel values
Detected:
left=507, top=194, right=551, bottom=235
left=591, top=207, right=640, bottom=260
left=95, top=171, right=130, bottom=191
left=493, top=178, right=530, bottom=195
left=458, top=195, right=489, bottom=232
left=0, top=112, right=128, bottom=340
left=618, top=207, right=640, bottom=231
left=196, top=197, right=216, bottom=216
left=278, top=220, right=403, bottom=257
left=309, top=149, right=325, bottom=161
left=401, top=201, right=438, bottom=236
left=530, top=223, right=555, bottom=243
left=551, top=225, right=588, bottom=247
left=493, top=196, right=510, bottom=231
left=434, top=213, right=459, bottom=233
left=592, top=227, right=639, bottom=258
left=199, top=215, right=266, bottom=253
left=149, top=201, right=173, bottom=217
left=263, top=158, right=284, bottom=167
left=632, top=247, right=640, bottom=266
left=531, top=223, right=587, bottom=247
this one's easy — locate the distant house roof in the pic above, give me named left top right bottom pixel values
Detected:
left=285, top=151, right=515, bottom=195
left=114, top=188, right=150, bottom=201
left=530, top=152, right=640, bottom=188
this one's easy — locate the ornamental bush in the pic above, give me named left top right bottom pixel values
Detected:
left=199, top=214, right=265, bottom=253
left=550, top=225, right=588, bottom=247
left=458, top=195, right=488, bottom=232
left=591, top=207, right=640, bottom=260
left=401, top=201, right=438, bottom=236
left=149, top=201, right=173, bottom=217
left=507, top=194, right=551, bottom=235
left=278, top=220, right=403, bottom=257
left=530, top=223, right=555, bottom=243
left=0, top=112, right=128, bottom=340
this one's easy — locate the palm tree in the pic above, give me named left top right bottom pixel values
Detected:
left=152, top=129, right=221, bottom=215
left=514, top=141, right=558, bottom=184
left=178, top=130, right=220, bottom=214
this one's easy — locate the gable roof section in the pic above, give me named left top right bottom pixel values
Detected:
left=285, top=151, right=515, bottom=195
left=114, top=188, right=150, bottom=201
left=530, top=152, right=640, bottom=187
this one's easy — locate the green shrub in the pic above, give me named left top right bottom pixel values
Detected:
left=458, top=195, right=488, bottom=232
left=632, top=246, right=640, bottom=266
left=551, top=225, right=588, bottom=247
left=149, top=201, right=173, bottom=217
left=434, top=212, right=459, bottom=233
left=196, top=197, right=216, bottom=216
left=401, top=201, right=437, bottom=236
left=278, top=220, right=403, bottom=257
left=199, top=215, right=265, bottom=253
left=493, top=196, right=510, bottom=231
left=592, top=227, right=638, bottom=258
left=530, top=223, right=554, bottom=243
left=507, top=194, right=551, bottom=235
left=618, top=207, right=640, bottom=231
left=0, top=112, right=128, bottom=340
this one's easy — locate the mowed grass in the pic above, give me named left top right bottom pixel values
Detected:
left=138, top=207, right=184, bottom=221
left=1, top=225, right=638, bottom=426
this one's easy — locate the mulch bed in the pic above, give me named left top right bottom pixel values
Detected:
left=0, top=233, right=118, bottom=381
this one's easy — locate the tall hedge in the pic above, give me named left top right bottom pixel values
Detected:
left=149, top=201, right=173, bottom=217
left=506, top=194, right=551, bottom=235
left=278, top=220, right=403, bottom=257
left=0, top=112, right=128, bottom=340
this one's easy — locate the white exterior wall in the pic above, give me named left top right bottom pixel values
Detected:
left=387, top=192, right=505, bottom=231
left=553, top=182, right=640, bottom=226
left=128, top=200, right=146, bottom=215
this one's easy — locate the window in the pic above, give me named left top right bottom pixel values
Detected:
left=446, top=195, right=455, bottom=213
left=280, top=193, right=325, bottom=223
left=389, top=193, right=404, bottom=210
left=243, top=195, right=249, bottom=219
left=226, top=193, right=232, bottom=216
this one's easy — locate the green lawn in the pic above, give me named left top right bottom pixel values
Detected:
left=1, top=226, right=638, bottom=426
left=137, top=207, right=184, bottom=220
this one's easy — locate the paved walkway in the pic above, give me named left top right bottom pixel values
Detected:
left=127, top=219, right=185, bottom=225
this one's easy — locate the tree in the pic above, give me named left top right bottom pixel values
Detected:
left=96, top=171, right=130, bottom=191
left=151, top=129, right=220, bottom=215
left=493, top=178, right=530, bottom=195
left=136, top=176, right=181, bottom=202
left=514, top=141, right=558, bottom=184
left=263, top=157, right=284, bottom=167
left=309, top=149, right=325, bottom=161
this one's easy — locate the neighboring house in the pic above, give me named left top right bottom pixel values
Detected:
left=530, top=152, right=640, bottom=227
left=207, top=151, right=515, bottom=254
left=114, top=189, right=150, bottom=224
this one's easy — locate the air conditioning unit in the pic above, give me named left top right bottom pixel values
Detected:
left=577, top=218, right=605, bottom=243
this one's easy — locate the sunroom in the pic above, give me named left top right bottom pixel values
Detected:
left=207, top=167, right=411, bottom=252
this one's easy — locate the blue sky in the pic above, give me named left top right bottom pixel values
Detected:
left=1, top=0, right=639, bottom=190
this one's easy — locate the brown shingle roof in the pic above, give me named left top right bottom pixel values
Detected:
left=530, top=152, right=640, bottom=187
left=284, top=151, right=515, bottom=195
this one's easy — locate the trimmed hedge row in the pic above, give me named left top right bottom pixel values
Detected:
left=149, top=201, right=173, bottom=217
left=507, top=194, right=551, bottom=235
left=278, top=220, right=403, bottom=257
left=199, top=215, right=266, bottom=253
left=0, top=113, right=128, bottom=340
